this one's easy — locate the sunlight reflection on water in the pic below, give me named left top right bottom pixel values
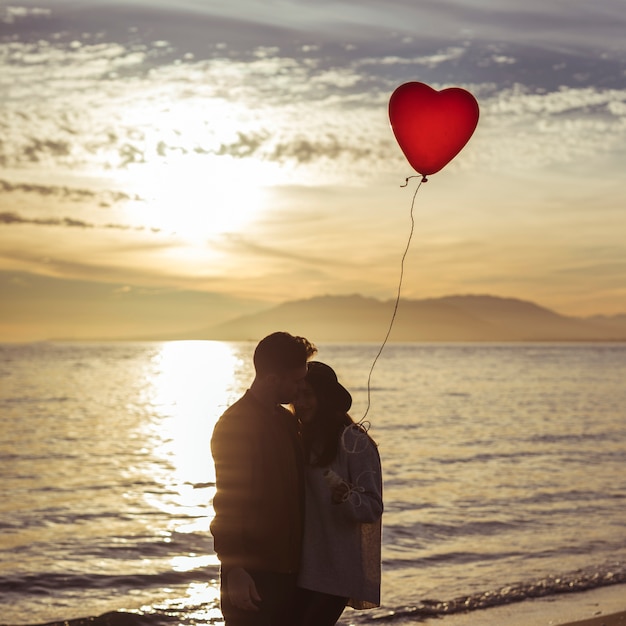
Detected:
left=138, top=341, right=250, bottom=529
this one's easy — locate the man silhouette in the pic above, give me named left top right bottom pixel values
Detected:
left=211, top=331, right=317, bottom=625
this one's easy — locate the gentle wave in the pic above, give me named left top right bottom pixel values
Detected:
left=3, top=612, right=188, bottom=626
left=0, top=567, right=219, bottom=594
left=371, top=563, right=626, bottom=622
left=2, top=564, right=625, bottom=626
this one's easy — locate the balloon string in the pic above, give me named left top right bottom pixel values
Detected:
left=401, top=174, right=428, bottom=187
left=360, top=178, right=422, bottom=424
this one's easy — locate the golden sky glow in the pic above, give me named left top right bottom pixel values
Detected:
left=1, top=1, right=625, bottom=340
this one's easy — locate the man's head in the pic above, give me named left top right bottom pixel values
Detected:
left=253, top=331, right=317, bottom=404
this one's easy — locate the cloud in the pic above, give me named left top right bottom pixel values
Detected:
left=112, top=0, right=626, bottom=57
left=0, top=5, right=51, bottom=24
left=1, top=240, right=191, bottom=289
left=470, top=84, right=626, bottom=172
left=218, top=232, right=348, bottom=267
left=0, top=211, right=91, bottom=228
left=1, top=10, right=624, bottom=183
left=215, top=130, right=380, bottom=165
left=0, top=210, right=159, bottom=232
left=0, top=179, right=136, bottom=203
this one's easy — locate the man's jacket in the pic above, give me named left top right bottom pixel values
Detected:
left=210, top=391, right=304, bottom=573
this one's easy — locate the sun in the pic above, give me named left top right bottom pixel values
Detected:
left=108, top=94, right=281, bottom=243
left=128, top=153, right=270, bottom=242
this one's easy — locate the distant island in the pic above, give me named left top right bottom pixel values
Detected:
left=143, top=294, right=626, bottom=343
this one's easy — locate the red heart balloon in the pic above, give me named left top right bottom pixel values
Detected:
left=389, top=82, right=479, bottom=178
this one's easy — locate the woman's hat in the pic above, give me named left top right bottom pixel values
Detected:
left=305, top=361, right=352, bottom=413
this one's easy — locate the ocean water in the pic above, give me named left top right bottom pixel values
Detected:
left=1, top=341, right=625, bottom=625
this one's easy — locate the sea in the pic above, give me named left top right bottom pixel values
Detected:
left=1, top=341, right=626, bottom=625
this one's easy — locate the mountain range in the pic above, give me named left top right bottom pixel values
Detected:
left=163, top=294, right=626, bottom=343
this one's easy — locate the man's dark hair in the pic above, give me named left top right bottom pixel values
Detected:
left=253, top=331, right=316, bottom=375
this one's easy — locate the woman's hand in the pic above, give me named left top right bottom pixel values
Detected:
left=331, top=481, right=351, bottom=504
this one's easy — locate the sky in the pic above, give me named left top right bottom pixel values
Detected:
left=1, top=0, right=625, bottom=340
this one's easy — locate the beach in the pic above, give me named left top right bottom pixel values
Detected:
left=416, top=584, right=626, bottom=626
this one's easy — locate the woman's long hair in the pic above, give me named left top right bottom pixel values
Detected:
left=300, top=403, right=356, bottom=467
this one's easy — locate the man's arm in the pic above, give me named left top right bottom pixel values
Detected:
left=211, top=413, right=265, bottom=611
left=210, top=414, right=255, bottom=567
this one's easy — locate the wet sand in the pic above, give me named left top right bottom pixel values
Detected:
left=561, top=612, right=626, bottom=626
left=420, top=584, right=626, bottom=626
